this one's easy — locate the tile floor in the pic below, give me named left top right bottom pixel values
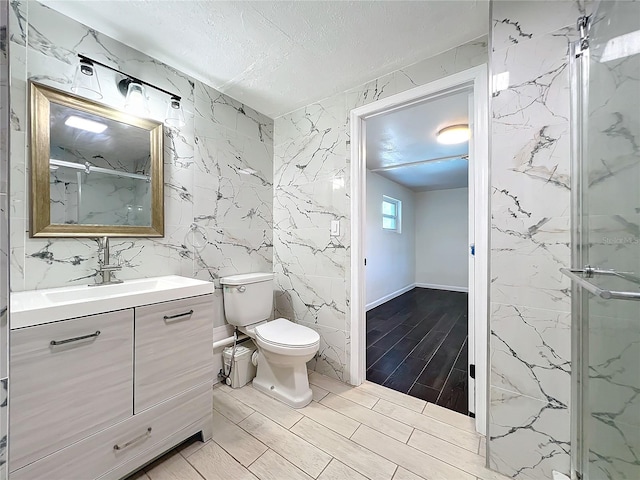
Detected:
left=366, top=288, right=469, bottom=414
left=127, top=372, right=506, bottom=480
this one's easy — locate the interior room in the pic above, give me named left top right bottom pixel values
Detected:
left=363, top=92, right=471, bottom=415
left=0, top=1, right=638, bottom=480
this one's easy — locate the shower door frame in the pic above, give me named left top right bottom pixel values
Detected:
left=569, top=32, right=590, bottom=480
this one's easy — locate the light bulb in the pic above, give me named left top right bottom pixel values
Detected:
left=125, top=81, right=150, bottom=116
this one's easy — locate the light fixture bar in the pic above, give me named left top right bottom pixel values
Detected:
left=49, top=159, right=150, bottom=181
left=370, top=153, right=469, bottom=172
left=77, top=54, right=181, bottom=101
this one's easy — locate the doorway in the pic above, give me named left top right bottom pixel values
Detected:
left=349, top=66, right=489, bottom=434
left=364, top=90, right=471, bottom=415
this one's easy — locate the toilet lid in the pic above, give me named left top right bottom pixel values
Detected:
left=255, top=318, right=320, bottom=348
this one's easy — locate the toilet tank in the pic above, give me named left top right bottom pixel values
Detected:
left=220, top=273, right=274, bottom=327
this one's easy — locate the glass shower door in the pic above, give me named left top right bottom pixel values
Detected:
left=569, top=1, right=640, bottom=478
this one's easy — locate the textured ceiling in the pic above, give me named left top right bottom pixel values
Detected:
left=365, top=89, right=469, bottom=191
left=42, top=0, right=489, bottom=118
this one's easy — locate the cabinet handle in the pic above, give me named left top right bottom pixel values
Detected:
left=113, top=427, right=152, bottom=451
left=163, top=309, right=194, bottom=321
left=50, top=330, right=101, bottom=346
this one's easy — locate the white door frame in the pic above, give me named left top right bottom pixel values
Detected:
left=349, top=65, right=489, bottom=435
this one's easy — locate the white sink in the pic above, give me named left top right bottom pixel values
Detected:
left=11, top=275, right=214, bottom=329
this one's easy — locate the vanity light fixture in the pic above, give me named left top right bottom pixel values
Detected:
left=71, top=58, right=103, bottom=100
left=164, top=96, right=186, bottom=127
left=120, top=79, right=150, bottom=116
left=436, top=124, right=470, bottom=144
left=72, top=54, right=184, bottom=126
left=64, top=115, right=108, bottom=134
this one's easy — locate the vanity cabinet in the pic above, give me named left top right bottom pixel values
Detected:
left=9, top=293, right=214, bottom=480
left=10, top=310, right=134, bottom=471
left=135, top=295, right=213, bottom=412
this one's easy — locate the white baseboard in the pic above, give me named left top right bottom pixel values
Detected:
left=366, top=283, right=416, bottom=311
left=415, top=282, right=468, bottom=293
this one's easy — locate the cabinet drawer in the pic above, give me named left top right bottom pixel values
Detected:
left=10, top=383, right=212, bottom=480
left=135, top=294, right=213, bottom=412
left=10, top=310, right=133, bottom=472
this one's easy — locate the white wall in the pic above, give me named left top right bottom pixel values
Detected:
left=415, top=188, right=468, bottom=291
left=365, top=171, right=416, bottom=309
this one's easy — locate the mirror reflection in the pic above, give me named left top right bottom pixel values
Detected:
left=49, top=103, right=152, bottom=227
left=30, top=82, right=164, bottom=237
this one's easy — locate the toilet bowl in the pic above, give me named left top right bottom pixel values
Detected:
left=220, top=273, right=320, bottom=408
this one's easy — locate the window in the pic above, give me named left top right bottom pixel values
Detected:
left=382, top=195, right=401, bottom=233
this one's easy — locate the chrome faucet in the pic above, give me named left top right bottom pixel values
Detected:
left=93, top=236, right=122, bottom=286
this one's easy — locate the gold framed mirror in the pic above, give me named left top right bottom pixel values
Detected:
left=29, top=82, right=164, bottom=237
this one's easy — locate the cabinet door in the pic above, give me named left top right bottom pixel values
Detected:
left=135, top=294, right=213, bottom=412
left=10, top=383, right=211, bottom=480
left=10, top=309, right=133, bottom=471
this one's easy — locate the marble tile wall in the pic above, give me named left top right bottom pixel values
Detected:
left=581, top=2, right=640, bottom=478
left=489, top=1, right=593, bottom=479
left=273, top=37, right=488, bottom=382
left=8, top=0, right=274, bottom=332
left=0, top=1, right=9, bottom=477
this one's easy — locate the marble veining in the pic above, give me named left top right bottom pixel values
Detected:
left=8, top=1, right=25, bottom=48
left=489, top=387, right=570, bottom=480
left=8, top=1, right=273, bottom=293
left=491, top=304, right=571, bottom=407
left=195, top=82, right=273, bottom=145
left=273, top=36, right=488, bottom=382
left=580, top=2, right=640, bottom=476
left=488, top=1, right=600, bottom=479
left=587, top=311, right=639, bottom=480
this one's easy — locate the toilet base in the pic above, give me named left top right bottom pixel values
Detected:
left=252, top=351, right=313, bottom=408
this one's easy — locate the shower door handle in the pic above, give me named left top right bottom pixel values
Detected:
left=560, top=268, right=640, bottom=301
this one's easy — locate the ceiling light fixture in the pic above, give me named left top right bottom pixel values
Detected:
left=65, top=115, right=108, bottom=133
left=436, top=124, right=470, bottom=145
left=72, top=54, right=185, bottom=126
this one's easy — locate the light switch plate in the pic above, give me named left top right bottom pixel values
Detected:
left=330, top=220, right=340, bottom=236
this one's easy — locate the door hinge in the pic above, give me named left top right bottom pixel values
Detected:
left=576, top=15, right=591, bottom=57
left=470, top=364, right=475, bottom=379
left=470, top=244, right=475, bottom=256
left=364, top=258, right=367, bottom=266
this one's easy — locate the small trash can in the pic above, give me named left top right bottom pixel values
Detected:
left=223, top=339, right=257, bottom=388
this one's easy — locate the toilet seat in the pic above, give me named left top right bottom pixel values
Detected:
left=255, top=318, right=320, bottom=349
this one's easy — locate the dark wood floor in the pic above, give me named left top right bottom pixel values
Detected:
left=366, top=287, right=469, bottom=415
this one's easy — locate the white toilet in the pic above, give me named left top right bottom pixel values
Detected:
left=220, top=272, right=320, bottom=408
